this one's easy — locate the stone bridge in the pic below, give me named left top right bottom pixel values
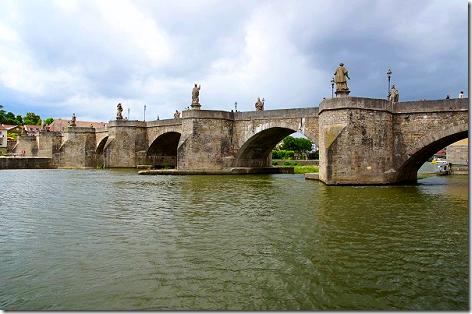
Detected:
left=318, top=97, right=468, bottom=184
left=16, top=97, right=468, bottom=185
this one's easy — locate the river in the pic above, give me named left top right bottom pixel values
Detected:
left=0, top=165, right=468, bottom=310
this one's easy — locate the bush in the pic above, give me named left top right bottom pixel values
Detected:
left=272, top=150, right=295, bottom=160
left=294, top=165, right=319, bottom=174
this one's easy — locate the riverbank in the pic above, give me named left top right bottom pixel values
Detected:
left=0, top=157, right=56, bottom=169
left=272, top=161, right=319, bottom=174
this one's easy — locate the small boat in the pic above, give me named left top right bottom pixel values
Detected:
left=435, top=161, right=450, bottom=175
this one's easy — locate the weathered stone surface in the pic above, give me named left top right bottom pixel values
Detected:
left=13, top=136, right=38, bottom=157
left=318, top=97, right=468, bottom=184
left=391, top=99, right=468, bottom=182
left=58, top=127, right=96, bottom=168
left=178, top=110, right=235, bottom=170
left=304, top=173, right=319, bottom=180
left=103, top=121, right=147, bottom=168
left=447, top=139, right=468, bottom=165
left=0, top=157, right=55, bottom=169
left=319, top=98, right=395, bottom=184
left=37, top=131, right=62, bottom=158
left=232, top=108, right=319, bottom=167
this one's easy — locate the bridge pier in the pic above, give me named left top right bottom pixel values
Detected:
left=58, top=127, right=97, bottom=168
left=104, top=120, right=147, bottom=168
left=177, top=110, right=235, bottom=170
left=318, top=97, right=468, bottom=184
left=318, top=98, right=397, bottom=184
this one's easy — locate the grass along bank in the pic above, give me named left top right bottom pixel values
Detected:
left=273, top=161, right=318, bottom=174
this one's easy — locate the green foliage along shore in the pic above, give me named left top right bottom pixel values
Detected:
left=0, top=104, right=54, bottom=126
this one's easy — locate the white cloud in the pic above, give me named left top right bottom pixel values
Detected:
left=93, top=0, right=175, bottom=67
left=0, top=0, right=467, bottom=120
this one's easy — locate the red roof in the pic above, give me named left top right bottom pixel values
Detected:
left=48, top=119, right=108, bottom=132
left=2, top=124, right=20, bottom=130
left=435, top=148, right=447, bottom=156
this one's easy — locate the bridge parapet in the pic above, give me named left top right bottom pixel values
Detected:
left=320, top=97, right=393, bottom=113
left=182, top=109, right=234, bottom=120
left=146, top=118, right=183, bottom=127
left=235, top=107, right=319, bottom=120
left=393, top=98, right=468, bottom=113
left=108, top=120, right=146, bottom=128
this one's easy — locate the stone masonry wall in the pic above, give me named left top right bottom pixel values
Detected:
left=318, top=98, right=395, bottom=184
left=319, top=97, right=468, bottom=184
left=234, top=108, right=319, bottom=148
left=37, top=131, right=62, bottom=158
left=392, top=99, right=468, bottom=181
left=0, top=157, right=55, bottom=169
left=104, top=121, right=148, bottom=168
left=447, top=144, right=468, bottom=165
left=58, top=127, right=97, bottom=168
left=178, top=111, right=234, bottom=170
left=13, top=136, right=38, bottom=157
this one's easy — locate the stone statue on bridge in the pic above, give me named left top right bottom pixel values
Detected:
left=255, top=97, right=265, bottom=111
left=191, top=84, right=201, bottom=109
left=334, top=63, right=350, bottom=91
left=70, top=113, right=76, bottom=127
left=174, top=110, right=181, bottom=119
left=116, top=103, right=123, bottom=120
left=388, top=85, right=399, bottom=103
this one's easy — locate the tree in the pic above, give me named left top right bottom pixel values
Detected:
left=280, top=136, right=312, bottom=152
left=15, top=115, right=23, bottom=125
left=23, top=112, right=42, bottom=125
left=5, top=112, right=15, bottom=124
left=0, top=105, right=5, bottom=124
left=44, top=118, right=54, bottom=125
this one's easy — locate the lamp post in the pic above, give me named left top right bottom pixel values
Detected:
left=144, top=105, right=146, bottom=121
left=331, top=78, right=335, bottom=98
left=127, top=108, right=130, bottom=120
left=234, top=101, right=237, bottom=112
left=387, top=69, right=392, bottom=99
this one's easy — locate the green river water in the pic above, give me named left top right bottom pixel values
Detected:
left=0, top=165, right=468, bottom=310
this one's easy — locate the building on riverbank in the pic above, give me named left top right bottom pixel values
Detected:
left=0, top=125, right=7, bottom=149
left=447, top=139, right=468, bottom=175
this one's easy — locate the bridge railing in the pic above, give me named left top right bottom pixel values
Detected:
left=234, top=107, right=319, bottom=120
left=394, top=98, right=468, bottom=113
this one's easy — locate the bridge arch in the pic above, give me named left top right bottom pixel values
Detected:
left=96, top=136, right=109, bottom=154
left=147, top=132, right=181, bottom=168
left=395, top=123, right=468, bottom=183
left=233, top=127, right=303, bottom=167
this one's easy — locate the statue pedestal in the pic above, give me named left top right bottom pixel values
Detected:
left=335, top=90, right=350, bottom=98
left=191, top=103, right=201, bottom=110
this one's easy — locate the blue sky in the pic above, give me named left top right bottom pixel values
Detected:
left=0, top=0, right=468, bottom=122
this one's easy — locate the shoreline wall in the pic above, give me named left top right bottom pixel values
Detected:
left=0, top=157, right=55, bottom=169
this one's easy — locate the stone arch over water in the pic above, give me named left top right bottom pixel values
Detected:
left=147, top=132, right=181, bottom=168
left=233, top=127, right=313, bottom=167
left=394, top=123, right=468, bottom=183
left=96, top=136, right=109, bottom=154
